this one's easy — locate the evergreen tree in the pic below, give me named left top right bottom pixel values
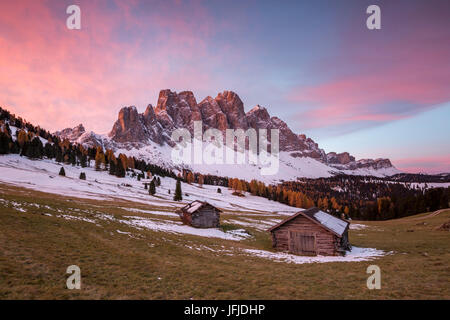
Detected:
left=10, top=140, right=20, bottom=154
left=174, top=179, right=182, bottom=201
left=59, top=167, right=66, bottom=176
left=80, top=154, right=87, bottom=168
left=156, top=177, right=161, bottom=186
left=115, top=159, right=125, bottom=178
left=217, top=188, right=222, bottom=194
left=44, top=142, right=54, bottom=158
left=149, top=180, right=156, bottom=195
left=0, top=132, right=10, bottom=154
left=55, top=147, right=63, bottom=162
left=79, top=172, right=86, bottom=180
left=109, top=160, right=116, bottom=176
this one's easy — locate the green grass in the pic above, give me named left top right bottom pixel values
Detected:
left=0, top=184, right=449, bottom=299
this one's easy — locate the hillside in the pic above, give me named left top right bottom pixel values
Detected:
left=0, top=182, right=448, bottom=299
left=0, top=106, right=449, bottom=299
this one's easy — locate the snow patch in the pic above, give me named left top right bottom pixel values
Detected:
left=350, top=223, right=367, bottom=230
left=120, top=216, right=251, bottom=241
left=242, top=246, right=390, bottom=264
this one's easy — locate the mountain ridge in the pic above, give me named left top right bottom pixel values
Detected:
left=55, top=89, right=399, bottom=181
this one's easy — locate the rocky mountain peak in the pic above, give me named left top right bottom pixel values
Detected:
left=247, top=105, right=270, bottom=121
left=108, top=106, right=141, bottom=142
left=327, top=152, right=355, bottom=165
left=215, top=91, right=248, bottom=129
left=108, top=105, right=164, bottom=145
left=143, top=104, right=155, bottom=120
left=54, top=123, right=86, bottom=141
left=59, top=89, right=397, bottom=174
left=198, top=95, right=228, bottom=132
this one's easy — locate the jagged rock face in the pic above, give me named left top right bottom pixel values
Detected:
left=56, top=89, right=395, bottom=173
left=143, top=104, right=156, bottom=125
left=353, top=158, right=393, bottom=170
left=198, top=96, right=228, bottom=132
left=215, top=91, right=248, bottom=130
left=109, top=106, right=163, bottom=145
left=104, top=89, right=364, bottom=165
left=245, top=105, right=325, bottom=156
left=55, top=124, right=85, bottom=141
left=154, top=89, right=202, bottom=133
left=77, top=131, right=107, bottom=149
left=269, top=117, right=306, bottom=152
left=327, top=152, right=355, bottom=165
left=109, top=106, right=143, bottom=142
left=246, top=105, right=270, bottom=128
left=154, top=89, right=177, bottom=130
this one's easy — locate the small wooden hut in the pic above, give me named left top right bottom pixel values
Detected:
left=268, top=207, right=350, bottom=256
left=176, top=200, right=222, bottom=228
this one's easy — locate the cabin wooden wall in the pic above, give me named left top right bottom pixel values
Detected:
left=271, top=215, right=340, bottom=256
left=190, top=207, right=220, bottom=228
left=180, top=212, right=192, bottom=226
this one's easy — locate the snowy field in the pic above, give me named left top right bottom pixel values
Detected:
left=119, top=141, right=402, bottom=183
left=0, top=154, right=391, bottom=264
left=0, top=154, right=299, bottom=213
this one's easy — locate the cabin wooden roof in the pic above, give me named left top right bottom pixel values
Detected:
left=268, top=207, right=349, bottom=237
left=177, top=200, right=222, bottom=215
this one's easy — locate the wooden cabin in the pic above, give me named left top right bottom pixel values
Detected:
left=176, top=200, right=221, bottom=228
left=268, top=207, right=350, bottom=256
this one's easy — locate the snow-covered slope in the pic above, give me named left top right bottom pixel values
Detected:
left=80, top=135, right=399, bottom=183
left=58, top=128, right=400, bottom=183
left=0, top=153, right=393, bottom=264
left=0, top=154, right=300, bottom=215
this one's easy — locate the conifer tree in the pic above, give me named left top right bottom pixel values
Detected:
left=115, top=159, right=125, bottom=178
left=149, top=180, right=156, bottom=195
left=109, top=160, right=116, bottom=176
left=59, top=167, right=66, bottom=176
left=0, top=132, right=10, bottom=154
left=80, top=154, right=87, bottom=168
left=79, top=172, right=86, bottom=180
left=174, top=179, right=182, bottom=201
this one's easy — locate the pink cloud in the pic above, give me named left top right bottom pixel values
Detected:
left=0, top=1, right=232, bottom=133
left=288, top=4, right=450, bottom=131
left=394, top=156, right=450, bottom=174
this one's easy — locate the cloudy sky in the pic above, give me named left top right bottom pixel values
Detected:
left=0, top=0, right=449, bottom=173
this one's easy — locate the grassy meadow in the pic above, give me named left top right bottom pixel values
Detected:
left=0, top=184, right=449, bottom=299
